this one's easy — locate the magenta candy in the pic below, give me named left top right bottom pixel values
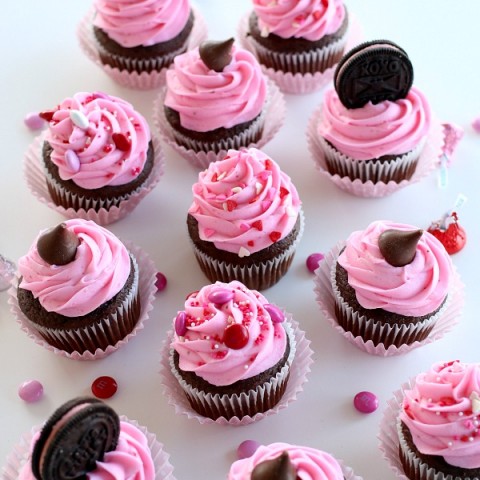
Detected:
left=306, top=253, right=324, bottom=273
left=175, top=311, right=187, bottom=337
left=18, top=380, right=44, bottom=403
left=155, top=272, right=167, bottom=292
left=264, top=304, right=284, bottom=324
left=223, top=323, right=249, bottom=349
left=237, top=440, right=261, bottom=459
left=24, top=112, right=46, bottom=131
left=208, top=288, right=234, bottom=305
left=472, top=117, right=480, bottom=134
left=65, top=150, right=80, bottom=173
left=353, top=391, right=379, bottom=414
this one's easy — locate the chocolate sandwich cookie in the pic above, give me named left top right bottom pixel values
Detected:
left=334, top=39, right=413, bottom=108
left=31, top=397, right=120, bottom=480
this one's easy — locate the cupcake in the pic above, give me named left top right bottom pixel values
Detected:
left=5, top=396, right=172, bottom=480
left=187, top=147, right=303, bottom=291
left=228, top=442, right=359, bottom=479
left=332, top=220, right=453, bottom=348
left=169, top=280, right=296, bottom=421
left=16, top=219, right=141, bottom=355
left=311, top=40, right=432, bottom=185
left=397, top=360, right=480, bottom=480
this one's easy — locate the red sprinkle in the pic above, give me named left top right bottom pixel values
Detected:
left=269, top=231, right=281, bottom=243
left=279, top=187, right=289, bottom=199
left=226, top=200, right=237, bottom=212
left=103, top=144, right=113, bottom=153
left=39, top=110, right=55, bottom=122
left=251, top=220, right=263, bottom=231
left=131, top=166, right=141, bottom=176
left=312, top=10, right=322, bottom=21
left=264, top=159, right=273, bottom=170
left=247, top=240, right=254, bottom=247
left=91, top=376, right=118, bottom=399
left=112, top=132, right=131, bottom=151
left=223, top=323, right=249, bottom=349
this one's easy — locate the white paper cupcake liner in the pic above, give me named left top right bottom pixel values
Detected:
left=153, top=79, right=286, bottom=169
left=307, top=107, right=445, bottom=197
left=77, top=6, right=208, bottom=90
left=8, top=241, right=157, bottom=361
left=191, top=209, right=305, bottom=291
left=24, top=133, right=165, bottom=226
left=313, top=242, right=464, bottom=356
left=238, top=11, right=363, bottom=95
left=159, top=317, right=313, bottom=426
left=1, top=416, right=176, bottom=480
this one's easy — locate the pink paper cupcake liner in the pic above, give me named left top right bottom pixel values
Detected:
left=237, top=11, right=363, bottom=95
left=77, top=6, right=208, bottom=90
left=8, top=241, right=157, bottom=361
left=306, top=108, right=445, bottom=197
left=313, top=242, right=464, bottom=356
left=159, top=317, right=313, bottom=426
left=1, top=416, right=176, bottom=480
left=153, top=79, right=286, bottom=170
left=24, top=133, right=165, bottom=226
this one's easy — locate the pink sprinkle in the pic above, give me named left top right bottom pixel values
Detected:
left=267, top=187, right=276, bottom=201
left=472, top=117, right=480, bottom=133
left=155, top=272, right=167, bottom=292
left=18, top=380, right=44, bottom=403
left=239, top=223, right=250, bottom=232
left=204, top=228, right=215, bottom=238
left=216, top=194, right=227, bottom=201
left=261, top=200, right=271, bottom=211
left=24, top=112, right=46, bottom=131
left=258, top=170, right=271, bottom=180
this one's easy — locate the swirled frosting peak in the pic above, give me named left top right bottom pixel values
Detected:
left=318, top=86, right=431, bottom=160
left=400, top=361, right=480, bottom=469
left=171, top=280, right=287, bottom=386
left=188, top=148, right=301, bottom=256
left=93, top=0, right=191, bottom=47
left=164, top=45, right=267, bottom=132
left=338, top=220, right=452, bottom=317
left=252, top=0, right=346, bottom=41
left=44, top=91, right=151, bottom=189
left=228, top=442, right=344, bottom=479
left=18, top=219, right=131, bottom=317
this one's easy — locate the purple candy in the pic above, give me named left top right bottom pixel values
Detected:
left=208, top=288, right=234, bottom=305
left=18, top=380, right=44, bottom=403
left=175, top=311, right=187, bottom=337
left=306, top=253, right=324, bottom=273
left=24, top=112, right=46, bottom=131
left=264, top=304, right=284, bottom=323
left=473, top=117, right=480, bottom=134
left=65, top=150, right=80, bottom=173
left=237, top=440, right=261, bottom=460
left=353, top=391, right=379, bottom=414
left=155, top=272, right=167, bottom=292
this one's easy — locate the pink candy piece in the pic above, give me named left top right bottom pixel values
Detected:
left=237, top=440, right=261, bottom=459
left=306, top=253, right=324, bottom=273
left=208, top=288, right=234, bottom=305
left=18, top=380, right=44, bottom=403
left=175, top=311, right=187, bottom=337
left=65, top=150, right=80, bottom=173
left=472, top=117, right=480, bottom=134
left=155, top=272, right=167, bottom=292
left=353, top=391, right=379, bottom=414
left=24, top=112, right=46, bottom=131
left=264, top=304, right=284, bottom=323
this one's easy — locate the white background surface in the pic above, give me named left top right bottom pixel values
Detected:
left=1, top=1, right=480, bottom=479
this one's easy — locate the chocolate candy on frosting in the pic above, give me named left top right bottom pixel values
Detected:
left=37, top=223, right=80, bottom=266
left=378, top=229, right=423, bottom=267
left=251, top=451, right=297, bottom=480
left=199, top=38, right=235, bottom=72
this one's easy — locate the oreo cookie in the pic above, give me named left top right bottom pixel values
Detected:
left=31, top=397, right=120, bottom=480
left=334, top=40, right=413, bottom=109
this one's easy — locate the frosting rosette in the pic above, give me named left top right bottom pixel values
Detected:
left=164, top=45, right=267, bottom=132
left=44, top=91, right=151, bottom=189
left=18, top=421, right=155, bottom=480
left=171, top=280, right=287, bottom=386
left=338, top=220, right=452, bottom=317
left=252, top=0, right=346, bottom=41
left=228, top=442, right=344, bottom=479
left=18, top=219, right=130, bottom=317
left=93, top=0, right=191, bottom=48
left=188, top=148, right=301, bottom=255
left=318, top=86, right=431, bottom=160
left=400, top=361, right=480, bottom=469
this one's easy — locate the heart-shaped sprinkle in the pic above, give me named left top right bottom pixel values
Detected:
left=251, top=220, right=263, bottom=231
left=239, top=246, right=251, bottom=257
left=223, top=323, right=249, bottom=349
left=112, top=132, right=131, bottom=151
left=264, top=304, right=285, bottom=323
left=269, top=231, right=281, bottom=243
left=39, top=110, right=55, bottom=122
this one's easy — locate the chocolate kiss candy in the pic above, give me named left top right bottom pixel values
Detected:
left=378, top=229, right=423, bottom=267
left=37, top=223, right=80, bottom=266
left=199, top=38, right=235, bottom=72
left=251, top=451, right=297, bottom=480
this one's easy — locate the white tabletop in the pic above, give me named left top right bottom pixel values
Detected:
left=1, top=1, right=480, bottom=479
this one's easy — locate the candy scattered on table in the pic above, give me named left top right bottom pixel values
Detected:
left=18, top=380, right=44, bottom=403
left=237, top=440, right=261, bottom=459
left=428, top=212, right=466, bottom=254
left=472, top=117, right=480, bottom=133
left=91, top=376, right=118, bottom=399
left=24, top=112, right=46, bottom=131
left=353, top=391, right=378, bottom=413
left=155, top=272, right=167, bottom=292
left=0, top=254, right=16, bottom=291
left=306, top=253, right=324, bottom=273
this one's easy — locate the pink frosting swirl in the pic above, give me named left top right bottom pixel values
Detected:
left=253, top=0, right=346, bottom=41
left=18, top=219, right=131, bottom=317
left=18, top=421, right=155, bottom=480
left=93, top=0, right=191, bottom=47
left=45, top=92, right=151, bottom=189
left=228, top=442, right=344, bottom=479
left=164, top=45, right=267, bottom=132
left=171, top=280, right=287, bottom=386
left=317, top=86, right=431, bottom=160
left=188, top=148, right=301, bottom=255
left=337, top=220, right=452, bottom=317
left=400, top=361, right=480, bottom=469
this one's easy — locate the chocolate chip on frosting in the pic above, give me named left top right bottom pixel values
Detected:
left=251, top=451, right=297, bottom=480
left=199, top=38, right=235, bottom=72
left=378, top=229, right=423, bottom=267
left=37, top=223, right=80, bottom=266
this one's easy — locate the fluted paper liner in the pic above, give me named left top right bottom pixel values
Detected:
left=77, top=6, right=208, bottom=90
left=314, top=242, right=464, bottom=356
left=307, top=108, right=445, bottom=197
left=1, top=417, right=176, bottom=480
left=153, top=79, right=286, bottom=169
left=160, top=317, right=313, bottom=426
left=8, top=241, right=157, bottom=361
left=24, top=133, right=165, bottom=225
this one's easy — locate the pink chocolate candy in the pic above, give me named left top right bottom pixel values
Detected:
left=264, top=304, right=284, bottom=323
left=237, top=440, right=261, bottom=459
left=18, top=380, right=44, bottom=403
left=208, top=288, right=234, bottom=305
left=353, top=391, right=378, bottom=413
